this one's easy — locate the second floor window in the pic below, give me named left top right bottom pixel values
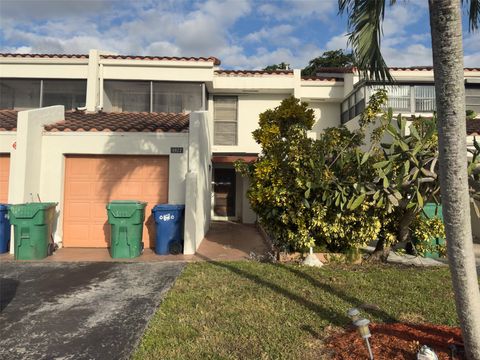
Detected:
left=415, top=85, right=436, bottom=112
left=103, top=80, right=204, bottom=113
left=0, top=78, right=86, bottom=110
left=214, top=96, right=238, bottom=146
left=42, top=80, right=87, bottom=110
left=466, top=87, right=480, bottom=113
left=0, top=79, right=41, bottom=110
left=103, top=81, right=150, bottom=112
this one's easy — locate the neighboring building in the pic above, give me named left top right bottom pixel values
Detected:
left=0, top=50, right=479, bottom=254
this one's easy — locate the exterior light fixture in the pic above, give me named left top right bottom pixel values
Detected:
left=347, top=307, right=361, bottom=322
left=354, top=318, right=374, bottom=360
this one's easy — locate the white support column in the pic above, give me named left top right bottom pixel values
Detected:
left=183, top=111, right=212, bottom=254
left=86, top=49, right=100, bottom=112
left=8, top=106, right=65, bottom=253
left=293, top=69, right=301, bottom=98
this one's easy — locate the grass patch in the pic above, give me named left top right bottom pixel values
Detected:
left=133, top=262, right=459, bottom=360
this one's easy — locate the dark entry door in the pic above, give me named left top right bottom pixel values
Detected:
left=213, top=168, right=236, bottom=217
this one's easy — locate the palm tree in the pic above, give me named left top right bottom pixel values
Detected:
left=338, top=0, right=480, bottom=358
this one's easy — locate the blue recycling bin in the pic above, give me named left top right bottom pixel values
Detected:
left=0, top=204, right=11, bottom=253
left=152, top=204, right=185, bottom=255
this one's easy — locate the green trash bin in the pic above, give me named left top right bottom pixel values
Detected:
left=106, top=200, right=147, bottom=259
left=8, top=202, right=57, bottom=260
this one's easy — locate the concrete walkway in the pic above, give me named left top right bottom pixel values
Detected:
left=0, top=222, right=268, bottom=263
left=0, top=261, right=184, bottom=360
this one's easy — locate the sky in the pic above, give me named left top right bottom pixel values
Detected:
left=0, top=0, right=479, bottom=70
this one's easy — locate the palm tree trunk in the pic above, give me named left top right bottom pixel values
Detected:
left=429, top=1, right=480, bottom=358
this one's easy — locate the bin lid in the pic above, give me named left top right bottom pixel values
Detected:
left=106, top=200, right=147, bottom=209
left=9, top=202, right=57, bottom=219
left=152, top=204, right=185, bottom=212
left=0, top=204, right=10, bottom=211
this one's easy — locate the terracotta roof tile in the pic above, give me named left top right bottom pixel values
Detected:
left=101, top=54, right=221, bottom=65
left=315, top=66, right=480, bottom=73
left=301, top=76, right=344, bottom=82
left=390, top=66, right=480, bottom=72
left=315, top=67, right=356, bottom=74
left=0, top=110, right=188, bottom=133
left=0, top=53, right=88, bottom=59
left=45, top=111, right=189, bottom=133
left=215, top=69, right=293, bottom=76
left=0, top=110, right=18, bottom=131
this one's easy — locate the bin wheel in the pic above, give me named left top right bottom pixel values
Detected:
left=48, top=243, right=55, bottom=256
left=169, top=242, right=183, bottom=255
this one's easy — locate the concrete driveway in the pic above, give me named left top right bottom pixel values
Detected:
left=0, top=261, right=184, bottom=360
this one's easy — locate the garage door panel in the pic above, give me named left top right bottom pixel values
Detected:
left=0, top=154, right=10, bottom=203
left=63, top=155, right=169, bottom=248
left=92, top=182, right=116, bottom=201
left=143, top=181, right=169, bottom=199
left=64, top=202, right=91, bottom=221
left=66, top=181, right=96, bottom=199
left=143, top=161, right=169, bottom=178
left=116, top=181, right=144, bottom=198
left=91, top=202, right=108, bottom=219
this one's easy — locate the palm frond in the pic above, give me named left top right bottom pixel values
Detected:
left=463, top=0, right=480, bottom=31
left=339, top=0, right=396, bottom=82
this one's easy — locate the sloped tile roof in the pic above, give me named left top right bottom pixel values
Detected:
left=101, top=54, right=221, bottom=65
left=315, top=67, right=356, bottom=73
left=45, top=111, right=189, bottom=132
left=0, top=110, right=18, bottom=131
left=315, top=66, right=480, bottom=73
left=301, top=76, right=344, bottom=82
left=0, top=53, right=88, bottom=59
left=390, top=66, right=480, bottom=72
left=215, top=69, right=293, bottom=76
left=0, top=110, right=189, bottom=133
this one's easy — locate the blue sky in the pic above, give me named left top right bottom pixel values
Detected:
left=0, top=0, right=479, bottom=69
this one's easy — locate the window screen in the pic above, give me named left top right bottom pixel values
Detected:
left=0, top=79, right=41, bottom=109
left=42, top=79, right=87, bottom=110
left=466, top=87, right=480, bottom=113
left=214, top=96, right=238, bottom=146
left=153, top=82, right=202, bottom=113
left=103, top=80, right=150, bottom=112
left=415, top=86, right=436, bottom=112
left=371, top=85, right=411, bottom=111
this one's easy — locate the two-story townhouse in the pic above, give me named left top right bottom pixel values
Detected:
left=0, top=50, right=344, bottom=255
left=1, top=50, right=479, bottom=255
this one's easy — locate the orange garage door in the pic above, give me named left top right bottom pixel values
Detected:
left=63, top=155, right=169, bottom=248
left=0, top=154, right=10, bottom=203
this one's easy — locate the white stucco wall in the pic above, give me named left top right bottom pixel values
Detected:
left=184, top=111, right=211, bottom=254
left=0, top=132, right=15, bottom=154
left=309, top=101, right=342, bottom=135
left=0, top=58, right=88, bottom=79
left=101, top=60, right=215, bottom=83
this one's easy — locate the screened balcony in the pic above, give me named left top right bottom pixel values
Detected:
left=0, top=78, right=86, bottom=110
left=102, top=80, right=205, bottom=113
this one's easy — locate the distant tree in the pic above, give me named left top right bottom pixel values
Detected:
left=263, top=62, right=290, bottom=71
left=301, top=50, right=355, bottom=76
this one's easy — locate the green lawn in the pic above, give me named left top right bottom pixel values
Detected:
left=133, top=262, right=459, bottom=360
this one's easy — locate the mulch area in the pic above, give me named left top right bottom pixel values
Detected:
left=324, top=323, right=464, bottom=359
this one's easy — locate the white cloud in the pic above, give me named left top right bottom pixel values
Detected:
left=464, top=53, right=480, bottom=67
left=382, top=44, right=433, bottom=67
left=325, top=33, right=349, bottom=50
left=258, top=0, right=337, bottom=22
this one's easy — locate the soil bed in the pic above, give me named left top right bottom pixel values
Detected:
left=325, top=322, right=464, bottom=359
